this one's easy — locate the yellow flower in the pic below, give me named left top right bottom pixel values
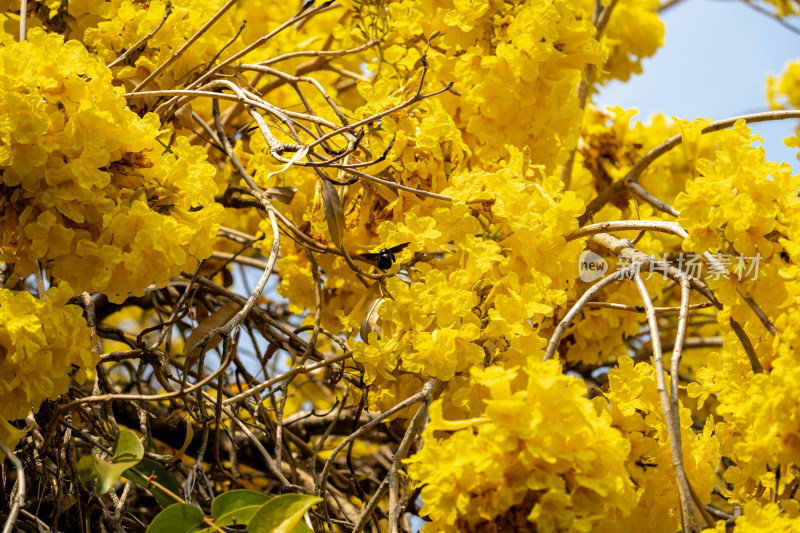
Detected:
left=0, top=31, right=223, bottom=302
left=404, top=320, right=483, bottom=380
left=353, top=332, right=400, bottom=385
left=407, top=360, right=636, bottom=532
left=594, top=357, right=721, bottom=532
left=0, top=415, right=28, bottom=461
left=0, top=284, right=96, bottom=421
left=732, top=501, right=800, bottom=532
left=384, top=0, right=607, bottom=166
left=594, top=0, right=664, bottom=84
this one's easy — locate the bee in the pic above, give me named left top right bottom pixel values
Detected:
left=635, top=458, right=658, bottom=471
left=360, top=243, right=411, bottom=270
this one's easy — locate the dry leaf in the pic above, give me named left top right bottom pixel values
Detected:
left=174, top=102, right=194, bottom=130
left=263, top=186, right=297, bottom=204
left=172, top=415, right=194, bottom=460
left=360, top=298, right=384, bottom=341
left=320, top=178, right=345, bottom=248
left=183, top=300, right=242, bottom=366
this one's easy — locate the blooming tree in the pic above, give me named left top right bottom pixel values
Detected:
left=2, top=0, right=800, bottom=531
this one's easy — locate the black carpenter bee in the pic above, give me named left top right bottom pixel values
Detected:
left=635, top=458, right=658, bottom=471
left=360, top=243, right=411, bottom=270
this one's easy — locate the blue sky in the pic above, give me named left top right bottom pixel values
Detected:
left=595, top=0, right=800, bottom=170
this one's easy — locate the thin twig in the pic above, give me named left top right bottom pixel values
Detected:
left=153, top=2, right=332, bottom=115
left=61, top=335, right=236, bottom=407
left=700, top=251, right=778, bottom=336
left=34, top=262, right=44, bottom=299
left=388, top=398, right=431, bottom=533
left=544, top=268, right=627, bottom=360
left=318, top=380, right=441, bottom=516
left=18, top=510, right=51, bottom=533
left=0, top=440, right=26, bottom=533
left=260, top=39, right=381, bottom=67
left=739, top=0, right=800, bottom=36
left=106, top=7, right=172, bottom=68
left=567, top=220, right=685, bottom=241
left=19, top=0, right=27, bottom=41
left=131, top=0, right=238, bottom=93
left=561, top=0, right=619, bottom=189
left=585, top=301, right=714, bottom=313
left=658, top=0, right=686, bottom=12
left=741, top=295, right=778, bottom=335
left=205, top=391, right=295, bottom=490
left=728, top=318, right=764, bottom=374
left=192, top=37, right=380, bottom=145
left=594, top=0, right=620, bottom=37
left=306, top=82, right=455, bottom=152
left=222, top=352, right=353, bottom=406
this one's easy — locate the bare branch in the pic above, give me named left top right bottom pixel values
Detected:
left=0, top=439, right=25, bottom=533
left=107, top=7, right=172, bottom=68
left=633, top=270, right=700, bottom=533
left=19, top=0, right=27, bottom=42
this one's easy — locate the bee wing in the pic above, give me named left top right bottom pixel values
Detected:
left=360, top=252, right=381, bottom=261
left=388, top=242, right=411, bottom=253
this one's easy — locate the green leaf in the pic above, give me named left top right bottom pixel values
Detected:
left=124, top=458, right=182, bottom=508
left=292, top=521, right=314, bottom=533
left=211, top=489, right=271, bottom=526
left=77, top=455, right=98, bottom=482
left=249, top=494, right=322, bottom=533
left=96, top=429, right=144, bottom=495
left=191, top=490, right=271, bottom=532
left=145, top=503, right=205, bottom=533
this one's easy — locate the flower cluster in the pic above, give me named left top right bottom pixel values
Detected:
left=671, top=120, right=798, bottom=319
left=716, top=501, right=800, bottom=532
left=382, top=0, right=606, bottom=167
left=0, top=30, right=223, bottom=303
left=407, top=361, right=637, bottom=532
left=767, top=59, right=800, bottom=111
left=348, top=145, right=584, bottom=390
left=761, top=0, right=800, bottom=16
left=596, top=0, right=664, bottom=84
left=685, top=302, right=800, bottom=506
left=10, top=0, right=800, bottom=529
left=80, top=0, right=242, bottom=93
left=675, top=116, right=800, bottom=508
left=0, top=284, right=96, bottom=422
left=597, top=357, right=720, bottom=532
